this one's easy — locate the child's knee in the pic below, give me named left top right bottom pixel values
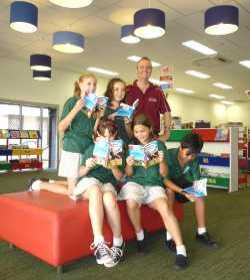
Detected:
left=126, top=199, right=140, bottom=210
left=103, top=192, right=118, bottom=209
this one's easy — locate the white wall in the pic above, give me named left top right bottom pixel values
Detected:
left=0, top=57, right=249, bottom=127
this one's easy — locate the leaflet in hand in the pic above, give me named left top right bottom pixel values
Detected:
left=128, top=140, right=159, bottom=167
left=84, top=93, right=108, bottom=113
left=184, top=178, right=207, bottom=198
left=116, top=99, right=139, bottom=119
left=93, top=139, right=123, bottom=168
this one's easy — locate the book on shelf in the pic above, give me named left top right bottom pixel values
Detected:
left=184, top=178, right=208, bottom=198
left=93, top=139, right=123, bottom=168
left=128, top=140, right=159, bottom=167
left=116, top=99, right=139, bottom=119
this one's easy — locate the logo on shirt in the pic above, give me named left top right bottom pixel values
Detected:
left=148, top=97, right=157, bottom=103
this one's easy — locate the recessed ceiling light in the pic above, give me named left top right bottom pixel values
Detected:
left=221, top=100, right=234, bottom=105
left=182, top=40, right=217, bottom=56
left=149, top=78, right=167, bottom=85
left=86, top=67, right=119, bottom=76
left=175, top=88, right=194, bottom=94
left=213, top=82, right=232, bottom=90
left=239, top=60, right=250, bottom=69
left=127, top=56, right=161, bottom=67
left=185, top=70, right=210, bottom=79
left=209, top=94, right=225, bottom=100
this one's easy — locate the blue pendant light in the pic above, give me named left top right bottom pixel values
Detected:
left=30, top=54, right=51, bottom=71
left=134, top=8, right=165, bottom=39
left=52, top=31, right=85, bottom=53
left=205, top=5, right=239, bottom=35
left=121, top=25, right=140, bottom=44
left=10, top=1, right=38, bottom=33
left=49, top=0, right=94, bottom=8
left=33, top=71, right=51, bottom=81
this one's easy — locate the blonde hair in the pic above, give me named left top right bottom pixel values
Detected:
left=74, top=73, right=97, bottom=97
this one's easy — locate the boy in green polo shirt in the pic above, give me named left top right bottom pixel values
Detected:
left=164, top=133, right=218, bottom=252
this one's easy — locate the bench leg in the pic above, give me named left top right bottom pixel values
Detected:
left=57, top=265, right=63, bottom=280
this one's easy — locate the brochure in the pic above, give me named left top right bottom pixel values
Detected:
left=116, top=99, right=139, bottom=119
left=184, top=178, right=208, bottom=198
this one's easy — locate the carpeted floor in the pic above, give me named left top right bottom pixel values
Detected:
left=0, top=171, right=250, bottom=280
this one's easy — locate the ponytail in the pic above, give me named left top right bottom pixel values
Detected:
left=73, top=73, right=97, bottom=97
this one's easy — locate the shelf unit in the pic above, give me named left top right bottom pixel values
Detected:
left=166, top=128, right=239, bottom=192
left=0, top=129, right=43, bottom=172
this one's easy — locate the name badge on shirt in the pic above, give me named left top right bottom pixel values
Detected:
left=183, top=166, right=190, bottom=174
left=148, top=97, right=157, bottom=103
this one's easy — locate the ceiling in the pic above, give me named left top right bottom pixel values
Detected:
left=1, top=0, right=250, bottom=102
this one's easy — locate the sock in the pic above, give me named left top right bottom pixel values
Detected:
left=197, top=227, right=206, bottom=235
left=32, top=180, right=42, bottom=190
left=166, top=231, right=172, bottom=241
left=176, top=245, right=187, bottom=257
left=49, top=180, right=55, bottom=183
left=136, top=230, right=144, bottom=241
left=113, top=236, right=123, bottom=247
left=94, top=235, right=104, bottom=246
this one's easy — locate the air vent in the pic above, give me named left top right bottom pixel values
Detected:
left=193, top=56, right=232, bottom=68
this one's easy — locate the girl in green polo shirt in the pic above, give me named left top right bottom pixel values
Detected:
left=103, top=78, right=132, bottom=144
left=119, top=114, right=188, bottom=270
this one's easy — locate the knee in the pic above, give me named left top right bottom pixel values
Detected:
left=103, top=192, right=118, bottom=210
left=126, top=199, right=140, bottom=211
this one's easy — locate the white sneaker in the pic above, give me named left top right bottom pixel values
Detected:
left=90, top=242, right=112, bottom=265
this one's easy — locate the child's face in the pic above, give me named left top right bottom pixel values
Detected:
left=133, top=124, right=151, bottom=144
left=79, top=77, right=97, bottom=95
left=179, top=148, right=197, bottom=165
left=96, top=128, right=116, bottom=142
left=112, top=82, right=125, bottom=102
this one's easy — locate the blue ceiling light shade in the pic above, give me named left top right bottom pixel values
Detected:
left=49, top=0, right=94, bottom=8
left=205, top=5, right=239, bottom=35
left=33, top=71, right=51, bottom=81
left=30, top=54, right=51, bottom=71
left=10, top=1, right=38, bottom=33
left=52, top=31, right=84, bottom=53
left=134, top=8, right=165, bottom=39
left=121, top=25, right=140, bottom=44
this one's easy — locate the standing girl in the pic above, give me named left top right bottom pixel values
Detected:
left=119, top=114, right=188, bottom=269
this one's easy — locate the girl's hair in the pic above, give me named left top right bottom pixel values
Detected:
left=95, top=117, right=118, bottom=139
left=104, top=78, right=126, bottom=101
left=74, top=73, right=97, bottom=97
left=131, top=114, right=155, bottom=143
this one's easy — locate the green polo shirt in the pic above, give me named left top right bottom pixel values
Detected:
left=60, top=97, right=95, bottom=153
left=104, top=106, right=130, bottom=144
left=166, top=148, right=201, bottom=185
left=79, top=144, right=125, bottom=186
left=127, top=140, right=168, bottom=187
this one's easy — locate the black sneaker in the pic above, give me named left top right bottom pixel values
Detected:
left=137, top=238, right=146, bottom=254
left=28, top=177, right=49, bottom=191
left=104, top=242, right=125, bottom=268
left=165, top=239, right=176, bottom=253
left=174, top=254, right=188, bottom=270
left=196, top=232, right=219, bottom=249
left=90, top=242, right=112, bottom=265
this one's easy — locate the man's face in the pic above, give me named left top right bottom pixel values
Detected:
left=179, top=147, right=197, bottom=165
left=137, top=59, right=152, bottom=81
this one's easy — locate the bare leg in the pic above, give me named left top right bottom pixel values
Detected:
left=194, top=197, right=206, bottom=228
left=39, top=181, right=69, bottom=195
left=126, top=199, right=142, bottom=233
left=67, top=177, right=77, bottom=195
left=149, top=197, right=184, bottom=246
left=166, top=189, right=175, bottom=211
left=103, top=191, right=121, bottom=238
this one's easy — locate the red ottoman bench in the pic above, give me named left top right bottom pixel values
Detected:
left=0, top=191, right=183, bottom=273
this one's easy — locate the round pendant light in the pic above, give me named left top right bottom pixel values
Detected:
left=30, top=54, right=51, bottom=71
left=10, top=1, right=38, bottom=33
left=49, top=0, right=94, bottom=8
left=33, top=71, right=51, bottom=81
left=52, top=31, right=85, bottom=54
left=205, top=5, right=239, bottom=35
left=134, top=8, right=165, bottom=39
left=121, top=25, right=141, bottom=44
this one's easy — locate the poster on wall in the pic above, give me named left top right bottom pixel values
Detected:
left=160, top=66, right=174, bottom=91
left=28, top=130, right=40, bottom=139
left=20, top=130, right=30, bottom=139
left=0, top=129, right=9, bottom=139
left=9, top=130, right=20, bottom=139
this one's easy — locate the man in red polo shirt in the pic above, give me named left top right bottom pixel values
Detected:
left=126, top=57, right=171, bottom=141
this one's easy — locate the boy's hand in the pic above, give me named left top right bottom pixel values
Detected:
left=74, top=99, right=85, bottom=113
left=85, top=157, right=96, bottom=169
left=184, top=192, right=196, bottom=202
left=158, top=151, right=165, bottom=163
left=126, top=155, right=135, bottom=167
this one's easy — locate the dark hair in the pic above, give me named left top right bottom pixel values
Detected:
left=104, top=78, right=126, bottom=101
left=181, top=133, right=203, bottom=155
left=95, top=117, right=118, bottom=139
left=131, top=114, right=155, bottom=143
left=73, top=73, right=97, bottom=97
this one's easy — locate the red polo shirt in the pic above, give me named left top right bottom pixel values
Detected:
left=126, top=80, right=171, bottom=132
